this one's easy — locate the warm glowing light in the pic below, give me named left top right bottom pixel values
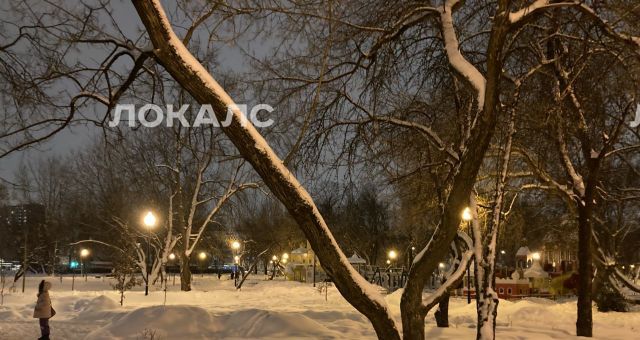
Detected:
left=532, top=252, right=541, bottom=261
left=199, top=252, right=206, bottom=260
left=388, top=250, right=397, bottom=260
left=411, top=246, right=415, bottom=251
left=231, top=241, right=241, bottom=250
left=143, top=211, right=157, bottom=228
left=234, top=255, right=240, bottom=263
left=439, top=262, right=445, bottom=269
left=500, top=250, right=506, bottom=255
left=282, top=253, right=289, bottom=260
left=631, top=265, right=636, bottom=269
left=80, top=249, right=89, bottom=257
left=386, top=259, right=391, bottom=265
left=282, top=258, right=288, bottom=264
left=462, top=207, right=473, bottom=221
left=272, top=255, right=278, bottom=261
left=168, top=253, right=176, bottom=261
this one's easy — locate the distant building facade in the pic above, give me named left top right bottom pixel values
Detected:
left=0, top=203, right=46, bottom=261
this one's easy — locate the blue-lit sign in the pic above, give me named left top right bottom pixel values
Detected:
left=70, top=261, right=79, bottom=269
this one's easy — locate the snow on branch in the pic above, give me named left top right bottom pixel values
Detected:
left=422, top=249, right=473, bottom=313
left=509, top=1, right=579, bottom=25
left=509, top=1, right=640, bottom=51
left=440, top=0, right=486, bottom=110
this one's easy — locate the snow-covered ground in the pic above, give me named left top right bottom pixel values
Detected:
left=1, top=275, right=638, bottom=339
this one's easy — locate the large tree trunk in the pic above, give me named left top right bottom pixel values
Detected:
left=180, top=253, right=192, bottom=292
left=400, top=8, right=509, bottom=339
left=132, top=2, right=400, bottom=338
left=576, top=203, right=593, bottom=337
left=434, top=291, right=450, bottom=327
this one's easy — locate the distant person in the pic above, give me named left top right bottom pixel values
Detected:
left=33, top=280, right=55, bottom=340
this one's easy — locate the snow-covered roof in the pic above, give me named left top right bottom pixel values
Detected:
left=516, top=246, right=530, bottom=257
left=347, top=253, right=366, bottom=264
left=524, top=260, right=549, bottom=278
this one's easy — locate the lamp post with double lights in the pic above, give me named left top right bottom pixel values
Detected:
left=462, top=207, right=473, bottom=304
left=143, top=211, right=157, bottom=296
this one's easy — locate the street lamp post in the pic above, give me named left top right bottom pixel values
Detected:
left=232, top=241, right=241, bottom=286
left=312, top=252, right=316, bottom=287
left=462, top=207, right=473, bottom=304
left=272, top=255, right=278, bottom=279
left=409, top=246, right=416, bottom=268
left=80, top=248, right=89, bottom=282
left=500, top=250, right=506, bottom=277
left=199, top=252, right=207, bottom=278
left=143, top=211, right=157, bottom=296
left=169, top=253, right=176, bottom=286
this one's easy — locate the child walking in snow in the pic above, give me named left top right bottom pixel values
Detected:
left=33, top=280, right=55, bottom=340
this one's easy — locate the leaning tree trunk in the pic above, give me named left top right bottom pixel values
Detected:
left=400, top=4, right=509, bottom=338
left=132, top=2, right=400, bottom=338
left=180, top=253, right=192, bottom=292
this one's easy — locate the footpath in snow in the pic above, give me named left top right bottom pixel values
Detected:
left=0, top=275, right=638, bottom=339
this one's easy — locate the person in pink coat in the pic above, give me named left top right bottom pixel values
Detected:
left=33, top=280, right=55, bottom=340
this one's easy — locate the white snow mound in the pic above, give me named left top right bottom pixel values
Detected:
left=85, top=305, right=341, bottom=339
left=86, top=305, right=222, bottom=339
left=223, top=308, right=341, bottom=338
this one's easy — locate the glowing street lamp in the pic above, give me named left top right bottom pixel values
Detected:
left=234, top=255, right=240, bottom=264
left=142, top=211, right=157, bottom=296
left=282, top=253, right=289, bottom=260
left=231, top=241, right=241, bottom=250
left=462, top=207, right=473, bottom=221
left=143, top=212, right=157, bottom=228
left=199, top=252, right=207, bottom=260
left=532, top=252, right=541, bottom=261
left=168, top=253, right=176, bottom=261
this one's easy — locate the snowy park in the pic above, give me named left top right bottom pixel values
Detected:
left=1, top=275, right=639, bottom=339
